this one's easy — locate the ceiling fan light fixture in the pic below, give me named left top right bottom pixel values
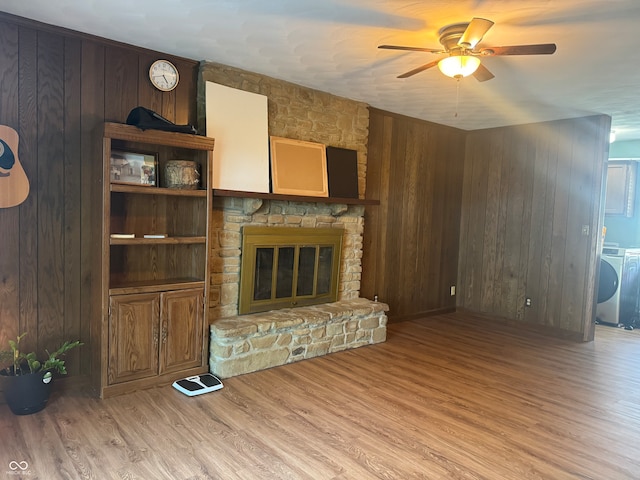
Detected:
left=437, top=55, right=481, bottom=79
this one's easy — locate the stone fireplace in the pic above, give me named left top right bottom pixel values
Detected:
left=199, top=61, right=388, bottom=379
left=207, top=197, right=388, bottom=378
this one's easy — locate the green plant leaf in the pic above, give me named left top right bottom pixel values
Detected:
left=42, top=340, right=83, bottom=375
left=3, top=333, right=82, bottom=376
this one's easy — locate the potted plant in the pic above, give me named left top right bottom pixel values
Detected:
left=0, top=333, right=82, bottom=415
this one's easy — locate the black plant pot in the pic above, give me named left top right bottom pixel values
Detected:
left=1, top=368, right=53, bottom=415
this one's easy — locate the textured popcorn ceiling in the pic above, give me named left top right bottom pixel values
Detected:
left=3, top=0, right=640, bottom=140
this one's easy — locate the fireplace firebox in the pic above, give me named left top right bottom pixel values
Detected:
left=239, top=226, right=343, bottom=314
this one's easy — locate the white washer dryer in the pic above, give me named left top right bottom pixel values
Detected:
left=596, top=248, right=624, bottom=325
left=596, top=246, right=640, bottom=326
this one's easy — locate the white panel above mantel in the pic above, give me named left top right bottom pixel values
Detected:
left=205, top=81, right=270, bottom=193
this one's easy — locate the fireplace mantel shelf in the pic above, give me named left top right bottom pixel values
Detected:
left=213, top=189, right=379, bottom=206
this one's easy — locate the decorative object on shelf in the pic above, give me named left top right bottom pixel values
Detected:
left=269, top=136, right=328, bottom=197
left=110, top=233, right=135, bottom=239
left=0, top=124, right=30, bottom=208
left=0, top=333, right=82, bottom=415
left=126, top=106, right=197, bottom=134
left=110, top=149, right=157, bottom=186
left=164, top=160, right=200, bottom=189
left=326, top=146, right=359, bottom=199
left=149, top=59, right=179, bottom=92
left=143, top=233, right=168, bottom=239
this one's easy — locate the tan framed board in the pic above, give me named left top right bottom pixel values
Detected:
left=269, top=136, right=328, bottom=197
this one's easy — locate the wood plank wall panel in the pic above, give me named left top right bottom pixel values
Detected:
left=479, top=132, right=501, bottom=312
left=388, top=116, right=409, bottom=310
left=524, top=128, right=553, bottom=327
left=460, top=128, right=490, bottom=310
left=515, top=133, right=536, bottom=321
left=363, top=108, right=465, bottom=322
left=437, top=128, right=460, bottom=307
left=547, top=124, right=572, bottom=328
left=0, top=12, right=199, bottom=376
left=81, top=40, right=106, bottom=379
left=361, top=111, right=383, bottom=294
left=37, top=30, right=66, bottom=353
left=17, top=26, right=39, bottom=356
left=104, top=47, right=139, bottom=123
left=63, top=38, right=83, bottom=369
left=173, top=59, right=198, bottom=126
left=458, top=116, right=610, bottom=337
left=0, top=20, right=21, bottom=350
left=584, top=118, right=610, bottom=341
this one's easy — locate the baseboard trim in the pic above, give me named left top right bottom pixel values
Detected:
left=387, top=307, right=455, bottom=324
left=454, top=308, right=586, bottom=342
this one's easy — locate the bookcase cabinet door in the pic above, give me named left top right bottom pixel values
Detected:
left=160, top=288, right=204, bottom=374
left=108, top=293, right=160, bottom=384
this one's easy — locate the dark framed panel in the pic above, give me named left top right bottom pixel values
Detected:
left=326, top=146, right=359, bottom=199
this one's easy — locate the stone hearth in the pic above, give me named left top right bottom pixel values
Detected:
left=210, top=298, right=388, bottom=378
left=207, top=198, right=387, bottom=378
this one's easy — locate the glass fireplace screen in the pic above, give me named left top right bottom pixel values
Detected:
left=239, top=226, right=343, bottom=314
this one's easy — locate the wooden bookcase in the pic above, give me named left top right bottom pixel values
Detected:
left=97, top=122, right=214, bottom=398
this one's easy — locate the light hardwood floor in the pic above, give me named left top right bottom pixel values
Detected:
left=2, top=312, right=640, bottom=479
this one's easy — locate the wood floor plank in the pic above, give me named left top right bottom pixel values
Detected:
left=2, top=311, right=640, bottom=479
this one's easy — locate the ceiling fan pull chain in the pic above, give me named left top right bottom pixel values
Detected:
left=455, top=78, right=460, bottom=118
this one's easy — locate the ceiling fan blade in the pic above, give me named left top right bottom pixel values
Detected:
left=378, top=45, right=442, bottom=53
left=458, top=17, right=494, bottom=49
left=473, top=63, right=495, bottom=82
left=397, top=60, right=440, bottom=78
left=480, top=44, right=557, bottom=56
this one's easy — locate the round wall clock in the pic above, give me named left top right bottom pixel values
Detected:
left=149, top=59, right=179, bottom=92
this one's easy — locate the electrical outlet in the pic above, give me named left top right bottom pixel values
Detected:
left=525, top=297, right=532, bottom=307
left=450, top=285, right=456, bottom=296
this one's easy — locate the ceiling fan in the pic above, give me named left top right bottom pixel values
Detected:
left=378, top=18, right=556, bottom=81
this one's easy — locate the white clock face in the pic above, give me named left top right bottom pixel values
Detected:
left=149, top=60, right=179, bottom=92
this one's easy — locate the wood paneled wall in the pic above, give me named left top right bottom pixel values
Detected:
left=0, top=11, right=613, bottom=386
left=0, top=12, right=198, bottom=375
left=458, top=116, right=610, bottom=339
left=362, top=108, right=466, bottom=322
left=364, top=110, right=609, bottom=335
